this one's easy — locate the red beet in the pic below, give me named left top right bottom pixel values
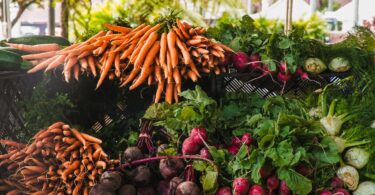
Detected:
left=248, top=185, right=266, bottom=195
left=248, top=53, right=262, bottom=70
left=176, top=181, right=202, bottom=195
left=295, top=164, right=313, bottom=176
left=320, top=190, right=332, bottom=195
left=232, top=52, right=250, bottom=72
left=231, top=137, right=242, bottom=146
left=266, top=175, right=279, bottom=193
left=232, top=177, right=250, bottom=195
left=190, top=127, right=207, bottom=145
left=199, top=148, right=212, bottom=159
left=182, top=137, right=201, bottom=155
left=159, top=158, right=185, bottom=179
left=157, top=180, right=170, bottom=195
left=330, top=177, right=344, bottom=188
left=216, top=186, right=231, bottom=195
left=227, top=145, right=239, bottom=155
left=241, top=133, right=252, bottom=145
left=334, top=188, right=350, bottom=195
left=279, top=181, right=290, bottom=195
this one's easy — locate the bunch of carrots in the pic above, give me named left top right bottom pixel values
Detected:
left=0, top=122, right=118, bottom=195
left=14, top=19, right=232, bottom=103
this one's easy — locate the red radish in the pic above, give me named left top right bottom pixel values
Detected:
left=295, top=164, right=313, bottom=176
left=190, top=127, right=207, bottom=145
left=231, top=137, right=242, bottom=146
left=259, top=166, right=272, bottom=179
left=277, top=72, right=291, bottom=94
left=333, top=188, right=350, bottom=195
left=241, top=133, right=253, bottom=145
left=320, top=190, right=332, bottom=195
left=266, top=175, right=279, bottom=193
left=227, top=145, right=239, bottom=155
left=232, top=52, right=250, bottom=72
left=248, top=53, right=262, bottom=70
left=232, top=177, right=250, bottom=195
left=295, top=67, right=320, bottom=85
left=278, top=62, right=287, bottom=73
left=216, top=187, right=231, bottom=195
left=247, top=64, right=277, bottom=84
left=219, top=53, right=232, bottom=66
left=199, top=148, right=211, bottom=159
left=330, top=177, right=343, bottom=188
left=248, top=185, right=266, bottom=195
left=182, top=137, right=201, bottom=155
left=279, top=181, right=291, bottom=195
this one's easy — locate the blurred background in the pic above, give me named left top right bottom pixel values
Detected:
left=0, top=0, right=374, bottom=43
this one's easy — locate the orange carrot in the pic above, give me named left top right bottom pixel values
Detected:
left=165, top=83, right=174, bottom=104
left=174, top=84, right=179, bottom=103
left=80, top=132, right=102, bottom=144
left=175, top=37, right=191, bottom=65
left=173, top=26, right=185, bottom=41
left=70, top=128, right=86, bottom=149
left=103, top=23, right=132, bottom=33
left=79, top=58, right=88, bottom=70
left=87, top=56, right=97, bottom=77
left=159, top=32, right=167, bottom=67
left=22, top=51, right=56, bottom=60
left=73, top=64, right=80, bottom=80
left=95, top=161, right=106, bottom=169
left=96, top=48, right=116, bottom=89
left=120, top=41, right=137, bottom=59
left=155, top=79, right=164, bottom=103
left=167, top=31, right=178, bottom=68
left=44, top=55, right=66, bottom=72
left=133, top=31, right=158, bottom=68
left=187, top=70, right=198, bottom=82
left=7, top=43, right=60, bottom=53
left=114, top=53, right=121, bottom=78
left=154, top=65, right=162, bottom=83
left=48, top=121, right=64, bottom=129
left=176, top=19, right=190, bottom=39
left=27, top=56, right=57, bottom=73
left=173, top=68, right=181, bottom=84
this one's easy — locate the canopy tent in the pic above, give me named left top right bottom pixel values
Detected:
left=251, top=0, right=318, bottom=21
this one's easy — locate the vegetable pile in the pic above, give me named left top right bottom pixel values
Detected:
left=14, top=18, right=232, bottom=104
left=0, top=122, right=118, bottom=194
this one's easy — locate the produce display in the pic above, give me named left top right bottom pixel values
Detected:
left=0, top=122, right=119, bottom=194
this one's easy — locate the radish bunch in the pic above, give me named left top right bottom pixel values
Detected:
left=182, top=127, right=208, bottom=155
left=227, top=133, right=253, bottom=155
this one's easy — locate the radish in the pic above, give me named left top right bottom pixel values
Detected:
left=295, top=164, right=313, bottom=176
left=266, top=175, right=279, bottom=193
left=227, top=145, right=239, bottom=155
left=248, top=53, right=262, bottom=70
left=219, top=53, right=232, bottom=66
left=320, top=190, right=332, bottom=195
left=277, top=72, right=291, bottom=94
left=278, top=62, right=287, bottom=73
left=248, top=185, right=266, bottom=195
left=216, top=187, right=231, bottom=195
left=231, top=137, right=242, bottom=147
left=232, top=51, right=250, bottom=72
left=331, top=177, right=344, bottom=188
left=200, top=148, right=212, bottom=159
left=241, top=133, right=253, bottom=145
left=259, top=166, right=273, bottom=179
left=182, top=137, right=201, bottom=155
left=334, top=188, right=350, bottom=195
left=232, top=177, right=250, bottom=195
left=246, top=64, right=277, bottom=84
left=190, top=127, right=207, bottom=145
left=295, top=67, right=320, bottom=85
left=279, top=181, right=291, bottom=195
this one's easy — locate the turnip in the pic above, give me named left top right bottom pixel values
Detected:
left=176, top=181, right=203, bottom=195
left=169, top=177, right=184, bottom=194
left=344, top=147, right=370, bottom=169
left=118, top=184, right=136, bottom=195
left=266, top=175, right=279, bottom=193
left=137, top=186, right=156, bottom=195
left=334, top=188, right=350, bottom=195
left=248, top=53, right=262, bottom=70
left=354, top=181, right=375, bottom=195
left=159, top=158, right=185, bottom=179
left=182, top=137, right=201, bottom=155
left=200, top=148, right=212, bottom=159
left=227, top=145, right=239, bottom=155
left=330, top=177, right=344, bottom=188
left=232, top=51, right=249, bottom=72
left=279, top=181, right=291, bottom=195
left=231, top=136, right=242, bottom=147
left=232, top=177, right=250, bottom=195
left=100, top=171, right=122, bottom=191
left=123, top=147, right=143, bottom=162
left=320, top=190, right=332, bottom=195
left=216, top=186, right=231, bottom=195
left=190, top=127, right=207, bottom=145
left=304, top=58, right=327, bottom=74
left=89, top=184, right=116, bottom=195
left=157, top=180, right=170, bottom=195
left=241, top=133, right=253, bottom=145
left=328, top=57, right=351, bottom=72
left=133, top=165, right=152, bottom=186
left=248, top=185, right=266, bottom=195
left=336, top=165, right=359, bottom=190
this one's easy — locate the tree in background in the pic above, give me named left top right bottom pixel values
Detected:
left=0, top=0, right=43, bottom=27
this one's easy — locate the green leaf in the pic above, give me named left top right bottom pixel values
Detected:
left=277, top=168, right=312, bottom=195
left=193, top=160, right=207, bottom=172
left=278, top=38, right=292, bottom=49
left=267, top=140, right=294, bottom=167
left=259, top=135, right=275, bottom=150
left=208, top=147, right=226, bottom=165
left=179, top=106, right=198, bottom=120
left=202, top=171, right=218, bottom=193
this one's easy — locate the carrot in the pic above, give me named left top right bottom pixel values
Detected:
left=155, top=79, right=165, bottom=103
left=80, top=132, right=102, bottom=144
left=72, top=181, right=82, bottom=195
left=0, top=140, right=25, bottom=148
left=24, top=166, right=45, bottom=173
left=174, top=84, right=179, bottom=103
left=133, top=31, right=159, bottom=68
left=103, top=23, right=131, bottom=33
left=44, top=55, right=66, bottom=72
left=64, top=57, right=79, bottom=82
left=5, top=189, right=21, bottom=195
left=176, top=19, right=190, bottom=39
left=173, top=26, right=185, bottom=41
left=27, top=56, right=57, bottom=73
left=175, top=37, right=191, bottom=65
left=167, top=31, right=178, bottom=68
left=173, top=68, right=181, bottom=84
left=165, top=83, right=174, bottom=104
left=138, top=24, right=161, bottom=44
left=79, top=58, right=88, bottom=71
left=84, top=30, right=106, bottom=43
left=63, top=130, right=72, bottom=137
left=36, top=130, right=51, bottom=140
left=48, top=121, right=64, bottom=130
left=0, top=159, right=10, bottom=167
left=159, top=32, right=167, bottom=68
left=73, top=64, right=80, bottom=80
left=183, top=21, right=191, bottom=31
left=61, top=161, right=80, bottom=181
left=196, top=47, right=209, bottom=54
left=22, top=51, right=56, bottom=60
left=122, top=67, right=141, bottom=86
left=114, top=53, right=121, bottom=78
left=70, top=128, right=86, bottom=149
left=62, top=137, right=77, bottom=144
left=187, top=70, right=198, bottom=82
left=65, top=141, right=82, bottom=153
left=83, top=186, right=89, bottom=195
left=77, top=50, right=91, bottom=59
left=166, top=49, right=172, bottom=76
left=95, top=161, right=106, bottom=169
left=120, top=41, right=137, bottom=59
left=186, top=39, right=202, bottom=46
left=216, top=43, right=234, bottom=52
left=127, top=25, right=151, bottom=43
left=7, top=43, right=60, bottom=53
left=87, top=56, right=97, bottom=77
left=154, top=65, right=162, bottom=83
left=96, top=47, right=116, bottom=89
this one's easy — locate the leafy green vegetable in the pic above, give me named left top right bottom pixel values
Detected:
left=277, top=168, right=312, bottom=195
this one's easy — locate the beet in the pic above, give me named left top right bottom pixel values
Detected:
left=248, top=185, right=266, bottom=195
left=216, top=186, right=231, bottom=195
left=279, top=181, right=290, bottom=195
left=169, top=177, right=184, bottom=195
left=295, top=164, right=313, bottom=176
left=89, top=184, right=116, bottom=195
left=176, top=181, right=203, bottom=195
left=133, top=165, right=152, bottom=186
left=118, top=184, right=137, bottom=195
left=123, top=147, right=143, bottom=162
left=159, top=158, right=185, bottom=179
left=137, top=186, right=156, bottom=195
left=330, top=177, right=344, bottom=188
left=232, top=52, right=249, bottom=72
left=334, top=188, right=350, bottom=195
left=241, top=133, right=253, bottom=145
left=157, top=180, right=170, bottom=195
left=100, top=171, right=122, bottom=191
left=200, top=148, right=212, bottom=159
left=266, top=175, right=279, bottom=193
left=190, top=127, right=208, bottom=145
left=232, top=177, right=250, bottom=195
left=320, top=190, right=332, bottom=195
left=182, top=137, right=201, bottom=155
left=231, top=136, right=242, bottom=147
left=227, top=145, right=239, bottom=155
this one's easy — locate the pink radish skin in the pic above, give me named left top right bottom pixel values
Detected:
left=227, top=145, right=239, bottom=155
left=266, top=175, right=280, bottom=193
left=232, top=177, right=250, bottom=195
left=295, top=67, right=321, bottom=85
left=334, top=188, right=350, bottom=195
left=259, top=166, right=272, bottom=179
left=216, top=187, right=231, bottom=195
left=248, top=54, right=262, bottom=70
left=190, top=127, right=207, bottom=145
left=320, top=190, right=332, bottom=195
left=231, top=137, right=242, bottom=146
left=330, top=177, right=343, bottom=188
left=182, top=137, right=201, bottom=155
left=241, top=133, right=253, bottom=145
left=232, top=52, right=250, bottom=72
left=277, top=72, right=291, bottom=94
left=279, top=62, right=287, bottom=73
left=295, top=164, right=313, bottom=176
left=247, top=65, right=277, bottom=84
left=279, top=181, right=291, bottom=195
left=248, top=185, right=266, bottom=195
left=199, top=148, right=212, bottom=159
